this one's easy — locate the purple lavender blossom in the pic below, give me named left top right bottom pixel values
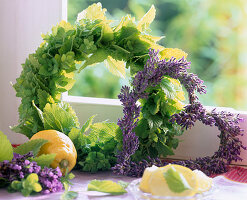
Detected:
left=0, top=152, right=64, bottom=194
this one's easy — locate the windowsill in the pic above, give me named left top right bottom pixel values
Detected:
left=62, top=93, right=122, bottom=106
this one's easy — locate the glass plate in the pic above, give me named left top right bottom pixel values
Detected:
left=128, top=178, right=217, bottom=200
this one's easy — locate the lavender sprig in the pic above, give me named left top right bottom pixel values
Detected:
left=113, top=49, right=246, bottom=177
left=0, top=152, right=63, bottom=194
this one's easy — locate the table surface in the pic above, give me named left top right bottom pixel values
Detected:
left=1, top=170, right=247, bottom=200
left=0, top=171, right=136, bottom=200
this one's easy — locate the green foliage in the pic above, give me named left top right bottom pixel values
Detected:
left=60, top=170, right=75, bottom=192
left=87, top=179, right=127, bottom=195
left=0, top=131, right=13, bottom=162
left=131, top=77, right=184, bottom=162
left=79, top=152, right=112, bottom=173
left=69, top=117, right=119, bottom=172
left=9, top=173, right=42, bottom=197
left=163, top=168, right=190, bottom=193
left=13, top=139, right=48, bottom=157
left=32, top=154, right=56, bottom=168
left=42, top=103, right=79, bottom=134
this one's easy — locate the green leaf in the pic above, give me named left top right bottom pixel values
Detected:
left=90, top=122, right=118, bottom=138
left=87, top=180, right=127, bottom=195
left=137, top=5, right=156, bottom=32
left=32, top=183, right=42, bottom=192
left=21, top=188, right=32, bottom=197
left=13, top=139, right=48, bottom=157
left=76, top=2, right=107, bottom=22
left=163, top=167, right=191, bottom=193
left=147, top=115, right=163, bottom=131
left=78, top=49, right=108, bottom=72
left=26, top=173, right=39, bottom=184
left=68, top=128, right=80, bottom=147
left=101, top=23, right=114, bottom=42
left=0, top=131, right=13, bottom=162
left=10, top=180, right=22, bottom=191
left=32, top=101, right=44, bottom=124
left=134, top=118, right=149, bottom=139
left=160, top=77, right=178, bottom=99
left=43, top=103, right=78, bottom=134
left=32, top=154, right=56, bottom=168
left=68, top=173, right=75, bottom=180
left=61, top=190, right=78, bottom=200
left=104, top=56, right=125, bottom=78
left=79, top=152, right=112, bottom=172
left=37, top=89, right=54, bottom=110
left=156, top=140, right=174, bottom=156
left=80, top=115, right=97, bottom=134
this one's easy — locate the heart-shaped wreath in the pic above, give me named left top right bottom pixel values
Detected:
left=113, top=49, right=245, bottom=176
left=12, top=3, right=245, bottom=177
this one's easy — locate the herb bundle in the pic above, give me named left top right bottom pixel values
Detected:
left=0, top=152, right=63, bottom=194
left=113, top=49, right=245, bottom=177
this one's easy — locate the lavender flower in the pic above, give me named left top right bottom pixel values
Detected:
left=0, top=152, right=64, bottom=194
left=38, top=167, right=63, bottom=194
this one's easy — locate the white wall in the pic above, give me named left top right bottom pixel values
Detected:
left=0, top=0, right=67, bottom=143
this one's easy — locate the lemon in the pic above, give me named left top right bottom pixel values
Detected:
left=139, top=165, right=159, bottom=193
left=148, top=164, right=198, bottom=197
left=30, top=130, right=77, bottom=175
left=193, top=170, right=212, bottom=193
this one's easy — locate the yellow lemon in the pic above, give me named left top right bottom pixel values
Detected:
left=30, top=130, right=77, bottom=175
left=193, top=170, right=213, bottom=193
left=148, top=164, right=198, bottom=197
left=139, top=165, right=159, bottom=193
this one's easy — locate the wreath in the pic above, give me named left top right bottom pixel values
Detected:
left=12, top=3, right=245, bottom=177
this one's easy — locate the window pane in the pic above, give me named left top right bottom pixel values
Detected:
left=68, top=0, right=247, bottom=110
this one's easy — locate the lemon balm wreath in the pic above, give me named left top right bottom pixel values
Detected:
left=13, top=3, right=245, bottom=177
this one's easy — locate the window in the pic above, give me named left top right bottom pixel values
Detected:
left=67, top=0, right=247, bottom=111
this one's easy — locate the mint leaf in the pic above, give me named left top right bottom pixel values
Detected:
left=68, top=128, right=80, bottom=146
left=137, top=5, right=156, bottom=32
left=90, top=122, right=118, bottom=141
left=87, top=180, right=127, bottom=195
left=32, top=101, right=44, bottom=124
left=163, top=168, right=190, bottom=193
left=78, top=49, right=108, bottom=72
left=43, top=103, right=78, bottom=134
left=61, top=190, right=78, bottom=200
left=32, top=154, right=56, bottom=168
left=0, top=131, right=13, bottom=161
left=104, top=56, right=125, bottom=78
left=13, top=139, right=48, bottom=157
left=80, top=115, right=96, bottom=134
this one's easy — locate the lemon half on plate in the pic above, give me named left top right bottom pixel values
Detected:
left=134, top=164, right=213, bottom=199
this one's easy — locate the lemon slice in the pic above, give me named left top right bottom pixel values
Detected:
left=193, top=170, right=212, bottom=193
left=139, top=165, right=159, bottom=193
left=148, top=164, right=198, bottom=197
